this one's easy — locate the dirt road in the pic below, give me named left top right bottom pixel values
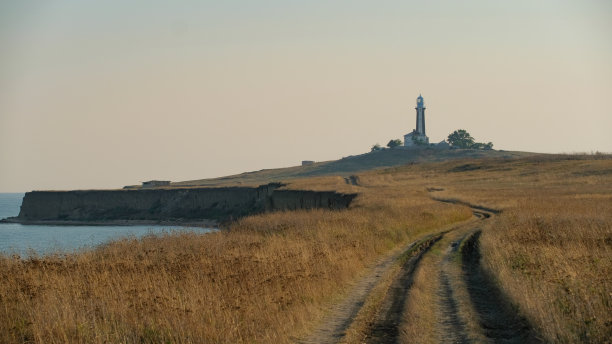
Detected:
left=298, top=236, right=437, bottom=344
left=297, top=203, right=541, bottom=344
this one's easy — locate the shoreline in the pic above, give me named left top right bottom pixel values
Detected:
left=0, top=217, right=219, bottom=228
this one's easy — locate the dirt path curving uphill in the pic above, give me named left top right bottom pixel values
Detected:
left=429, top=207, right=541, bottom=343
left=364, top=211, right=485, bottom=344
left=298, top=201, right=541, bottom=344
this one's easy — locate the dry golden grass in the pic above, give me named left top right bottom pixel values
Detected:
left=1, top=154, right=609, bottom=343
left=380, top=154, right=612, bottom=343
left=0, top=177, right=469, bottom=343
left=480, top=195, right=611, bottom=343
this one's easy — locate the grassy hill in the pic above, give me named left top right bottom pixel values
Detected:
left=172, top=148, right=537, bottom=187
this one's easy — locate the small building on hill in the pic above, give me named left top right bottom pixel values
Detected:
left=436, top=140, right=450, bottom=149
left=142, top=180, right=171, bottom=188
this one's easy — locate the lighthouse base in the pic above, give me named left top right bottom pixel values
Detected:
left=404, top=131, right=429, bottom=147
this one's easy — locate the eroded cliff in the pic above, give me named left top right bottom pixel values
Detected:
left=13, top=184, right=356, bottom=223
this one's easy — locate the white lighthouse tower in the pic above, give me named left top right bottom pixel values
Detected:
left=404, top=94, right=429, bottom=146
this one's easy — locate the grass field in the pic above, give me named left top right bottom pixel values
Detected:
left=1, top=153, right=610, bottom=343
left=374, top=154, right=612, bottom=343
left=0, top=174, right=469, bottom=343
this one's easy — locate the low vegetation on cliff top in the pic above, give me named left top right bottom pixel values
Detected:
left=1, top=154, right=610, bottom=343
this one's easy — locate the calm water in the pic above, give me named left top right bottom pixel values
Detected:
left=0, top=193, right=215, bottom=256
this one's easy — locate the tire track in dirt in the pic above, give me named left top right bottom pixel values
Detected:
left=363, top=212, right=482, bottom=344
left=363, top=201, right=540, bottom=344
left=432, top=204, right=541, bottom=343
left=437, top=236, right=470, bottom=344
left=365, top=235, right=443, bottom=344
left=297, top=239, right=424, bottom=344
left=299, top=198, right=541, bottom=344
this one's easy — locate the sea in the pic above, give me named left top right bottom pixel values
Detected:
left=0, top=193, right=216, bottom=257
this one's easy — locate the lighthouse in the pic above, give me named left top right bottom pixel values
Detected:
left=404, top=94, right=430, bottom=146
left=415, top=94, right=426, bottom=136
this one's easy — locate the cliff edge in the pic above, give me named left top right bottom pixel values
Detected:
left=6, top=184, right=356, bottom=225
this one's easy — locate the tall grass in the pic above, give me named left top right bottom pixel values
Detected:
left=359, top=154, right=611, bottom=342
left=0, top=183, right=469, bottom=343
left=480, top=195, right=611, bottom=343
left=1, top=154, right=609, bottom=343
left=398, top=154, right=612, bottom=343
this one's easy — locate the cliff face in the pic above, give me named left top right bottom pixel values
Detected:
left=16, top=184, right=355, bottom=223
left=267, top=190, right=357, bottom=211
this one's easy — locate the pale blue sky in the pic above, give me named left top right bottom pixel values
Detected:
left=1, top=1, right=611, bottom=191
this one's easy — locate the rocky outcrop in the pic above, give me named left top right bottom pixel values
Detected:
left=11, top=184, right=356, bottom=224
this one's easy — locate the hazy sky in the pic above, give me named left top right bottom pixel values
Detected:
left=1, top=1, right=611, bottom=192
